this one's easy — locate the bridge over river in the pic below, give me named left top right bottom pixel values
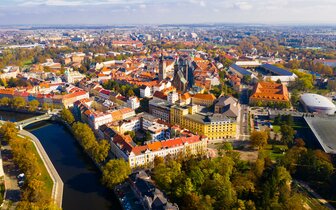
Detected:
left=0, top=110, right=60, bottom=129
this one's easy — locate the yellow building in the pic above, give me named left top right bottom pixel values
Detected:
left=170, top=105, right=237, bottom=140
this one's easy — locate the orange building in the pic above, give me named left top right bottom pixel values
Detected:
left=192, top=93, right=216, bottom=106
left=249, top=82, right=290, bottom=108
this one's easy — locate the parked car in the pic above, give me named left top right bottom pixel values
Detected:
left=18, top=180, right=24, bottom=187
left=17, top=173, right=25, bottom=179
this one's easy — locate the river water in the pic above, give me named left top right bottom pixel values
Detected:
left=21, top=120, right=121, bottom=210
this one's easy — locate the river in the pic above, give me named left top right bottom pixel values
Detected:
left=23, top=121, right=121, bottom=210
left=0, top=110, right=121, bottom=210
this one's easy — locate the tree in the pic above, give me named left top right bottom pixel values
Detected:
left=222, top=142, right=233, bottom=151
left=22, top=178, right=46, bottom=203
left=250, top=131, right=268, bottom=150
left=0, top=97, right=11, bottom=106
left=254, top=156, right=265, bottom=178
left=183, top=193, right=214, bottom=210
left=242, top=75, right=252, bottom=84
left=153, top=159, right=182, bottom=191
left=101, top=159, right=131, bottom=189
left=124, top=131, right=135, bottom=139
left=12, top=97, right=26, bottom=109
left=92, top=140, right=110, bottom=163
left=43, top=66, right=51, bottom=72
left=280, top=125, right=295, bottom=145
left=127, top=89, right=135, bottom=97
left=72, top=122, right=96, bottom=152
left=0, top=122, right=18, bottom=141
left=145, top=131, right=153, bottom=141
left=28, top=100, right=39, bottom=112
left=42, top=103, right=48, bottom=111
left=296, top=150, right=334, bottom=182
left=60, top=108, right=75, bottom=125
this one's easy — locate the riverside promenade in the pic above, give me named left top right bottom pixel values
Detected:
left=18, top=130, right=63, bottom=208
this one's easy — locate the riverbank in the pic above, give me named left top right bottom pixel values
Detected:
left=56, top=118, right=104, bottom=172
left=18, top=130, right=63, bottom=208
left=0, top=107, right=45, bottom=115
left=26, top=121, right=120, bottom=210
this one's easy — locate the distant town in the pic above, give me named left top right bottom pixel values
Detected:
left=0, top=24, right=336, bottom=210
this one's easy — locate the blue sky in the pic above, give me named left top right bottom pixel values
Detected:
left=0, top=0, right=335, bottom=25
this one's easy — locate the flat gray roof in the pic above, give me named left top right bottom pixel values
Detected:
left=305, top=117, right=336, bottom=154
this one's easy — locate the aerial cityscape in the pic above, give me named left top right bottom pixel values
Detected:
left=0, top=1, right=336, bottom=210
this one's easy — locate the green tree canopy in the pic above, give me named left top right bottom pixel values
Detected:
left=280, top=125, right=295, bottom=145
left=0, top=97, right=11, bottom=106
left=0, top=122, right=18, bottom=141
left=60, top=108, right=75, bottom=125
left=28, top=100, right=39, bottom=112
left=12, top=97, right=26, bottom=109
left=250, top=131, right=268, bottom=150
left=101, top=159, right=131, bottom=189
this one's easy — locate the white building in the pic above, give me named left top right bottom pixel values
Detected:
left=300, top=93, right=336, bottom=115
left=127, top=96, right=140, bottom=110
left=88, top=112, right=113, bottom=130
left=111, top=134, right=208, bottom=168
left=140, top=86, right=152, bottom=98
left=167, top=91, right=178, bottom=105
left=64, top=68, right=85, bottom=83
left=147, top=123, right=169, bottom=141
left=119, top=117, right=141, bottom=133
left=0, top=66, right=20, bottom=79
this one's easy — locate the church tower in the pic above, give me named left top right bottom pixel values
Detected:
left=158, top=54, right=166, bottom=81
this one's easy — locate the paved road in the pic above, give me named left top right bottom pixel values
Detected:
left=239, top=88, right=250, bottom=140
left=1, top=142, right=21, bottom=210
left=19, top=130, right=63, bottom=209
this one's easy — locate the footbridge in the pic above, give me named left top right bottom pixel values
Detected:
left=0, top=110, right=61, bottom=129
left=16, top=110, right=61, bottom=129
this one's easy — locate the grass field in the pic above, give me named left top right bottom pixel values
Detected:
left=272, top=125, right=281, bottom=133
left=23, top=59, right=33, bottom=66
left=264, top=144, right=287, bottom=161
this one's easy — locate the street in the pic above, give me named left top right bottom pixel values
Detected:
left=239, top=87, right=250, bottom=140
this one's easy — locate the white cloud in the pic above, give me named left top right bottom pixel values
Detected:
left=235, top=1, right=253, bottom=10
left=19, top=0, right=147, bottom=6
left=1, top=0, right=336, bottom=24
left=189, top=0, right=206, bottom=7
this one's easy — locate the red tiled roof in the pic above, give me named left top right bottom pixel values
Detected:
left=100, top=89, right=111, bottom=96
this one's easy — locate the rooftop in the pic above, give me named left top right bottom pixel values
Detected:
left=230, top=64, right=252, bottom=76
left=250, top=82, right=289, bottom=102
left=261, top=64, right=293, bottom=76
left=301, top=93, right=336, bottom=109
